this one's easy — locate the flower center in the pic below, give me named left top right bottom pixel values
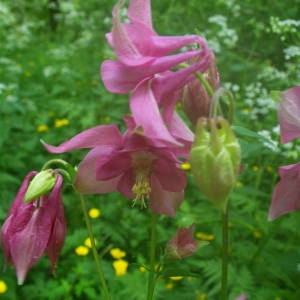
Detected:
left=131, top=152, right=153, bottom=208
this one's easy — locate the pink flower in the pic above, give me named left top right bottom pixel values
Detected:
left=101, top=0, right=211, bottom=94
left=165, top=225, right=197, bottom=259
left=279, top=86, right=300, bottom=143
left=43, top=119, right=187, bottom=216
left=101, top=0, right=212, bottom=146
left=268, top=162, right=300, bottom=220
left=1, top=172, right=66, bottom=284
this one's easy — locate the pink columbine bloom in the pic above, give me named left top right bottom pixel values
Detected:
left=43, top=120, right=187, bottom=216
left=268, top=162, right=300, bottom=220
left=101, top=0, right=212, bottom=146
left=279, top=86, right=300, bottom=143
left=165, top=225, right=197, bottom=259
left=1, top=172, right=66, bottom=284
left=235, top=294, right=247, bottom=300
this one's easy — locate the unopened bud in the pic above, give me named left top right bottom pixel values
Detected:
left=24, top=169, right=57, bottom=202
left=190, top=117, right=241, bottom=211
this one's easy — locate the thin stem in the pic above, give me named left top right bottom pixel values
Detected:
left=221, top=206, right=229, bottom=300
left=146, top=212, right=158, bottom=300
left=78, top=192, right=112, bottom=300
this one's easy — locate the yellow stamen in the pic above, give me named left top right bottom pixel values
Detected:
left=131, top=153, right=153, bottom=208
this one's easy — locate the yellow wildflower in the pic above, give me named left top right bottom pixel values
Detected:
left=75, top=246, right=89, bottom=256
left=88, top=208, right=101, bottom=218
left=169, top=276, right=183, bottom=281
left=110, top=248, right=126, bottom=259
left=54, top=119, right=70, bottom=128
left=0, top=281, right=8, bottom=294
left=139, top=266, right=146, bottom=272
left=112, top=259, right=128, bottom=276
left=197, top=293, right=207, bottom=300
left=252, top=166, right=259, bottom=172
left=253, top=231, right=263, bottom=239
left=165, top=282, right=174, bottom=290
left=196, top=232, right=215, bottom=241
left=84, top=237, right=97, bottom=248
left=180, top=163, right=191, bottom=171
left=266, top=166, right=273, bottom=172
left=37, top=124, right=49, bottom=132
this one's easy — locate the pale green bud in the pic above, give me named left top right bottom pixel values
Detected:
left=190, top=117, right=241, bottom=211
left=24, top=169, right=57, bottom=202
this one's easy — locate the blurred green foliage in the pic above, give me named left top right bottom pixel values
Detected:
left=0, top=0, right=300, bottom=299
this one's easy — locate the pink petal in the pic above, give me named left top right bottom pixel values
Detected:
left=149, top=176, right=184, bottom=216
left=153, top=158, right=186, bottom=192
left=130, top=80, right=181, bottom=147
left=268, top=163, right=300, bottom=220
left=279, top=86, right=300, bottom=143
left=43, top=125, right=122, bottom=154
left=127, top=0, right=153, bottom=29
left=74, top=147, right=120, bottom=194
left=95, top=152, right=131, bottom=180
left=117, top=168, right=135, bottom=199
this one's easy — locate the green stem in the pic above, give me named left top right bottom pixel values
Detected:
left=146, top=212, right=158, bottom=300
left=78, top=192, right=112, bottom=300
left=221, top=206, right=229, bottom=300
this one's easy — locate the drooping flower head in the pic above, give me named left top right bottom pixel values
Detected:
left=1, top=171, right=66, bottom=284
left=43, top=119, right=187, bottom=216
left=278, top=86, right=300, bottom=143
left=165, top=225, right=197, bottom=259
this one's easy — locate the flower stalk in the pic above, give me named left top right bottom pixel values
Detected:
left=77, top=192, right=111, bottom=300
left=146, top=212, right=158, bottom=300
left=221, top=206, right=229, bottom=300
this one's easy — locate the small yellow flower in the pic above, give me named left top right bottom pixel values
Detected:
left=110, top=248, right=126, bottom=259
left=88, top=208, right=101, bottom=218
left=165, top=282, right=174, bottom=290
left=54, top=119, right=70, bottom=128
left=274, top=297, right=281, bottom=300
left=139, top=266, right=146, bottom=272
left=180, top=163, right=191, bottom=171
left=196, top=232, right=215, bottom=241
left=84, top=237, right=97, bottom=248
left=197, top=293, right=207, bottom=300
left=112, top=259, right=128, bottom=276
left=75, top=246, right=89, bottom=256
left=169, top=276, right=183, bottom=281
left=101, top=116, right=111, bottom=122
left=253, top=231, right=263, bottom=239
left=252, top=166, right=259, bottom=172
left=266, top=166, right=273, bottom=172
left=37, top=124, right=49, bottom=132
left=0, top=280, right=8, bottom=294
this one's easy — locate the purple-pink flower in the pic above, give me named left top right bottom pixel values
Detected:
left=44, top=119, right=187, bottom=216
left=268, top=163, right=300, bottom=220
left=101, top=0, right=212, bottom=146
left=268, top=86, right=300, bottom=220
left=165, top=225, right=197, bottom=259
left=278, top=86, right=300, bottom=143
left=1, top=171, right=66, bottom=284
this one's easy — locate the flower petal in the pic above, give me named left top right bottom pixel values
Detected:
left=43, top=125, right=122, bottom=154
left=279, top=86, right=300, bottom=143
left=149, top=176, right=183, bottom=216
left=74, top=147, right=120, bottom=194
left=268, top=162, right=300, bottom=220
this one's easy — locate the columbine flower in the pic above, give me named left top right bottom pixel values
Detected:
left=0, top=171, right=66, bottom=284
left=268, top=162, right=300, bottom=220
left=165, top=225, right=197, bottom=259
left=43, top=119, right=186, bottom=216
left=278, top=86, right=300, bottom=143
left=101, top=0, right=212, bottom=146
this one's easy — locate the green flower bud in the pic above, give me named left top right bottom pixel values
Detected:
left=190, top=117, right=241, bottom=211
left=24, top=169, right=57, bottom=203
